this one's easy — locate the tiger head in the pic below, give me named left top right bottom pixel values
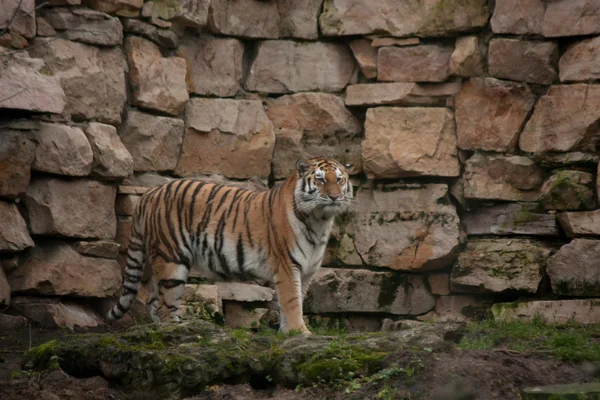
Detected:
left=294, top=157, right=354, bottom=217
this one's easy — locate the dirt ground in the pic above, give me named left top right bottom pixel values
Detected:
left=0, top=323, right=594, bottom=400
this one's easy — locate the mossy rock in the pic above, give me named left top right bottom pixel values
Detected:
left=522, top=383, right=600, bottom=399
left=539, top=170, right=596, bottom=211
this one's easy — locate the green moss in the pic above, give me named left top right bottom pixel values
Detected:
left=23, top=339, right=61, bottom=370
left=378, top=273, right=408, bottom=309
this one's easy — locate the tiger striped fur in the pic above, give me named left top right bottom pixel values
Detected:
left=107, top=157, right=354, bottom=334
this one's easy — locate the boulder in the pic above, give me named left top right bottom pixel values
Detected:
left=547, top=239, right=600, bottom=297
left=463, top=154, right=544, bottom=201
left=119, top=110, right=184, bottom=172
left=10, top=297, right=105, bottom=328
left=519, top=85, right=600, bottom=153
left=539, top=170, right=596, bottom=211
left=348, top=39, right=377, bottom=79
left=558, top=209, right=600, bottom=237
left=266, top=93, right=362, bottom=179
left=532, top=152, right=600, bottom=168
left=362, top=107, right=459, bottom=178
left=319, top=0, right=489, bottom=37
left=25, top=178, right=117, bottom=240
left=0, top=130, right=35, bottom=199
left=492, top=299, right=600, bottom=325
left=0, top=201, right=34, bottom=252
left=8, top=242, right=121, bottom=297
left=245, top=41, right=356, bottom=94
left=175, top=99, right=275, bottom=179
left=125, top=36, right=189, bottom=116
left=377, top=45, right=453, bottom=82
left=463, top=203, right=558, bottom=237
left=451, top=239, right=551, bottom=294
left=345, top=82, right=461, bottom=107
left=304, top=268, right=435, bottom=315
left=488, top=38, right=558, bottom=85
left=84, top=122, right=133, bottom=179
left=42, top=7, right=123, bottom=46
left=177, top=36, right=244, bottom=97
left=455, top=78, right=536, bottom=152
left=0, top=0, right=36, bottom=38
left=32, top=123, right=93, bottom=176
left=559, top=36, right=600, bottom=82
left=121, top=18, right=178, bottom=48
left=70, top=240, right=120, bottom=259
left=215, top=282, right=274, bottom=303
left=84, top=0, right=143, bottom=17
left=450, top=36, right=484, bottom=77
left=28, top=38, right=126, bottom=125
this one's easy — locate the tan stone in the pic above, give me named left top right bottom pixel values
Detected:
left=378, top=45, right=453, bottom=82
left=116, top=194, right=141, bottom=216
left=25, top=178, right=117, bottom=240
left=0, top=201, right=34, bottom=252
left=70, top=240, right=120, bottom=259
left=43, top=7, right=123, bottom=46
left=177, top=36, right=244, bottom=97
left=558, top=209, right=600, bottom=237
left=266, top=93, right=362, bottom=179
left=547, top=239, right=600, bottom=297
left=0, top=31, right=28, bottom=49
left=560, top=36, right=600, bottom=82
left=336, top=233, right=363, bottom=266
left=115, top=216, right=131, bottom=253
left=84, top=0, right=143, bottom=17
left=216, top=282, right=274, bottom=302
left=539, top=171, right=596, bottom=211
left=455, top=78, right=536, bottom=152
left=121, top=173, right=175, bottom=189
left=493, top=299, right=600, bottom=325
left=32, top=123, right=93, bottom=177
left=122, top=18, right=178, bottom=49
left=463, top=154, right=544, bottom=201
left=36, top=17, right=56, bottom=36
left=245, top=41, right=356, bottom=94
left=224, top=302, right=269, bottom=329
left=363, top=107, right=459, bottom=178
left=151, top=0, right=209, bottom=28
left=0, top=130, right=35, bottom=199
left=345, top=82, right=461, bottom=107
left=371, top=37, right=420, bottom=47
left=428, top=274, right=450, bottom=296
left=175, top=99, right=275, bottom=179
left=85, top=122, right=133, bottom=179
left=464, top=203, right=558, bottom=237
left=10, top=297, right=105, bottom=328
left=125, top=36, right=189, bottom=116
left=488, top=38, right=558, bottom=85
left=520, top=85, right=600, bottom=153
left=0, top=0, right=36, bottom=38
left=348, top=39, right=377, bottom=79
left=181, top=284, right=222, bottom=320
left=450, top=36, right=484, bottom=77
left=490, top=0, right=544, bottom=35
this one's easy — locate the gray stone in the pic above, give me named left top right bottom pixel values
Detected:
left=115, top=194, right=141, bottom=216
left=151, top=0, right=209, bottom=28
left=378, top=45, right=453, bottom=83
left=43, top=7, right=123, bottom=46
left=547, top=239, right=600, bottom=297
left=84, top=0, right=143, bottom=17
left=32, top=123, right=93, bottom=177
left=492, top=299, right=600, bottom=325
left=224, top=302, right=269, bottom=329
left=10, top=297, right=105, bottom=328
left=0, top=130, right=35, bottom=199
left=0, top=0, right=36, bottom=38
left=464, top=203, right=558, bottom=237
left=488, top=38, right=558, bottom=85
left=539, top=170, right=596, bottom=211
left=0, top=201, right=34, bottom=252
left=558, top=209, right=600, bottom=237
left=122, top=18, right=178, bottom=48
left=559, top=36, right=600, bottom=82
left=84, top=122, right=133, bottom=179
left=215, top=282, right=274, bottom=303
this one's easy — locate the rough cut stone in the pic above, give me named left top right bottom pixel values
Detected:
left=319, top=0, right=489, bottom=37
left=428, top=274, right=450, bottom=296
left=215, top=282, right=275, bottom=303
left=70, top=240, right=120, bottom=259
left=451, top=239, right=551, bottom=294
left=36, top=16, right=56, bottom=36
left=345, top=82, right=461, bottom=107
left=224, top=302, right=269, bottom=329
left=363, top=107, right=459, bottom=178
left=177, top=36, right=244, bottom=97
left=463, top=154, right=544, bottom=201
left=9, top=242, right=121, bottom=297
left=433, top=295, right=492, bottom=320
left=28, top=38, right=126, bottom=125
left=125, top=36, right=189, bottom=116
left=0, top=130, right=35, bottom=199
left=181, top=284, right=222, bottom=313
left=25, top=178, right=117, bottom=239
left=371, top=37, right=420, bottom=47
left=85, top=122, right=133, bottom=179
left=0, top=313, right=27, bottom=329
left=488, top=38, right=558, bottom=85
left=520, top=85, right=600, bottom=154
left=558, top=209, right=600, bottom=237
left=492, top=299, right=600, bottom=325
left=116, top=194, right=141, bottom=216
left=266, top=93, right=362, bottom=179
left=559, top=36, right=600, bottom=82
left=10, top=297, right=105, bottom=328
left=455, top=78, right=536, bottom=152
left=378, top=45, right=453, bottom=83
left=539, top=170, right=596, bottom=211
left=245, top=41, right=356, bottom=94
left=175, top=99, right=275, bottom=179
left=32, top=123, right=93, bottom=177
left=0, top=0, right=36, bottom=38
left=0, top=31, right=28, bottom=49
left=464, top=203, right=558, bottom=237
left=115, top=216, right=131, bottom=253
left=0, top=201, right=34, bottom=252
left=43, top=7, right=123, bottom=46
left=84, top=0, right=143, bottom=17
left=119, top=110, right=184, bottom=172
left=151, top=0, right=209, bottom=28
left=122, top=18, right=178, bottom=48
left=547, top=239, right=600, bottom=297
left=450, top=36, right=484, bottom=77
left=349, top=39, right=377, bottom=79
left=304, top=268, right=435, bottom=315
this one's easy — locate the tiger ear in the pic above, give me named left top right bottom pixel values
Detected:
left=296, top=159, right=309, bottom=175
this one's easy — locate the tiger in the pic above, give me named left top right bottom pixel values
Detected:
left=107, top=156, right=354, bottom=334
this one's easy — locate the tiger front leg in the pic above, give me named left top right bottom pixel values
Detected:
left=274, top=268, right=311, bottom=335
left=152, top=258, right=189, bottom=323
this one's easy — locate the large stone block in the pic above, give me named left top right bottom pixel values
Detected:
left=10, top=297, right=105, bottom=328
left=378, top=45, right=453, bottom=83
left=245, top=41, right=356, bottom=94
left=488, top=38, right=558, bottom=85
left=42, top=7, right=123, bottom=46
left=0, top=201, right=34, bottom=252
left=363, top=107, right=459, bottom=179
left=85, top=0, right=143, bottom=17
left=0, top=130, right=35, bottom=199
left=215, top=282, right=274, bottom=302
left=345, top=82, right=461, bottom=107
left=464, top=203, right=558, bottom=237
left=32, top=123, right=93, bottom=177
left=455, top=78, right=536, bottom=152
left=319, top=0, right=489, bottom=37
left=547, top=239, right=600, bottom=297
left=539, top=171, right=596, bottom=211
left=450, top=36, right=484, bottom=77
left=28, top=38, right=126, bottom=125
left=493, top=299, right=600, bottom=325
left=266, top=93, right=362, bottom=179
left=151, top=0, right=209, bottom=28
left=0, top=0, right=36, bottom=38
left=175, top=99, right=275, bottom=179
left=559, top=36, right=600, bottom=82
left=304, top=268, right=435, bottom=315
left=451, top=239, right=551, bottom=293
left=85, top=122, right=133, bottom=179
left=558, top=209, right=600, bottom=237
left=25, top=178, right=117, bottom=240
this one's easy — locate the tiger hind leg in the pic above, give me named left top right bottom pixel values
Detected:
left=153, top=259, right=189, bottom=323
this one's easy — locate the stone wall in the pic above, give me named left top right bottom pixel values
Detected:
left=1, top=0, right=600, bottom=330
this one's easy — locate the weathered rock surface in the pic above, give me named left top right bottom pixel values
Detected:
left=428, top=274, right=450, bottom=296
left=0, top=0, right=36, bottom=38
left=84, top=122, right=133, bottom=179
left=10, top=297, right=105, bottom=328
left=245, top=41, right=356, bottom=94
left=0, top=130, right=35, bottom=199
left=493, top=299, right=600, bottom=325
left=85, top=0, right=143, bottom=17
left=532, top=152, right=600, bottom=168
left=558, top=209, right=600, bottom=237
left=455, top=78, right=536, bottom=152
left=363, top=107, right=459, bottom=178
left=70, top=240, right=120, bottom=259
left=319, top=0, right=489, bottom=37
left=345, top=82, right=461, bottom=107
left=115, top=194, right=141, bottom=216
left=32, top=123, right=93, bottom=177
left=42, top=7, right=123, bottom=46
left=463, top=154, right=544, bottom=201
left=267, top=93, right=362, bottom=178
left=175, top=99, right=275, bottom=179
left=177, top=36, right=244, bottom=97
left=114, top=216, right=131, bottom=253
left=0, top=201, right=34, bottom=252
left=378, top=45, right=453, bottom=83
left=348, top=39, right=377, bottom=79
left=305, top=268, right=435, bottom=315
left=9, top=242, right=121, bottom=297
left=215, top=282, right=274, bottom=303
left=559, top=36, right=600, bottom=82
left=371, top=37, right=420, bottom=47
left=519, top=85, right=600, bottom=153
left=122, top=18, right=178, bottom=48
left=181, top=284, right=222, bottom=319
left=29, top=38, right=126, bottom=124
left=125, top=36, right=189, bottom=116
left=224, top=302, right=269, bottom=329
left=451, top=239, right=551, bottom=293
left=36, top=16, right=56, bottom=36
left=432, top=295, right=492, bottom=320
left=464, top=203, right=558, bottom=237
left=547, top=239, right=600, bottom=297
left=450, top=36, right=484, bottom=77
left=0, top=313, right=27, bottom=329
left=25, top=178, right=117, bottom=239
left=488, top=39, right=558, bottom=85
left=0, top=267, right=10, bottom=308
left=119, top=110, right=184, bottom=172
left=539, top=170, right=596, bottom=211
left=151, top=0, right=209, bottom=28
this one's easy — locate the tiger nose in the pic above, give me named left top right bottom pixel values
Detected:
left=329, top=194, right=340, bottom=201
